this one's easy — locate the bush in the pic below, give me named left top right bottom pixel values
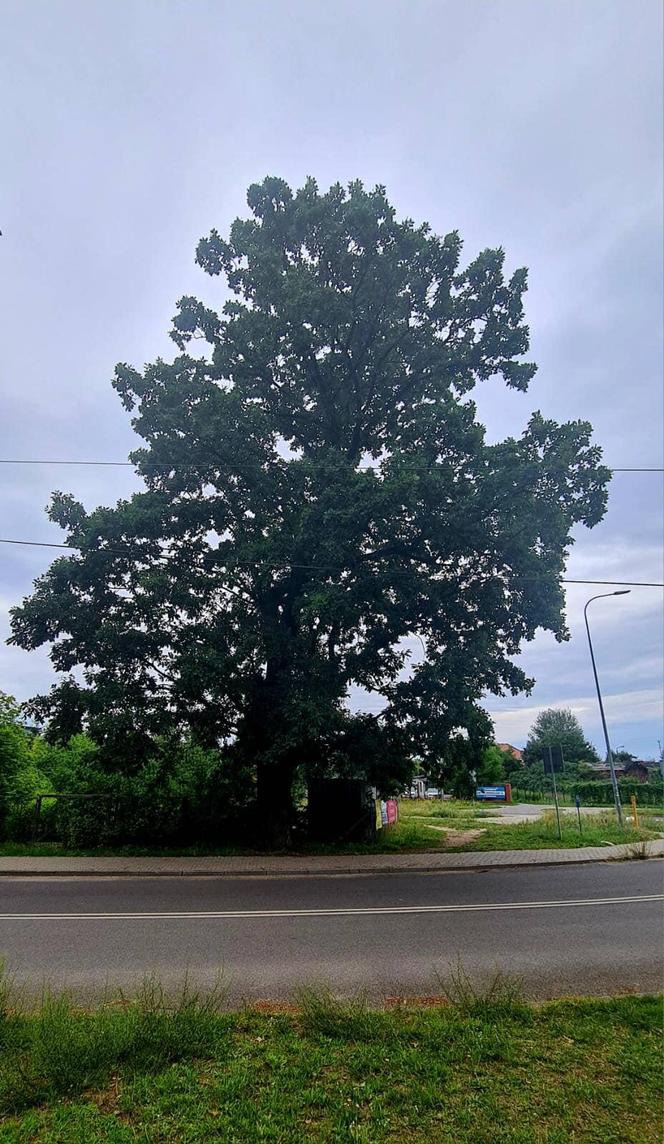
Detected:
left=0, top=694, right=45, bottom=839
left=2, top=761, right=53, bottom=840
left=569, top=779, right=663, bottom=807
left=0, top=685, right=257, bottom=848
left=511, top=777, right=663, bottom=808
left=40, top=737, right=255, bottom=849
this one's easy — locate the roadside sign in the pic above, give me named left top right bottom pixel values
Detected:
left=476, top=785, right=507, bottom=801
left=543, top=745, right=564, bottom=774
left=376, top=799, right=398, bottom=827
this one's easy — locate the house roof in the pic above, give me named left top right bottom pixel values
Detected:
left=498, top=743, right=523, bottom=760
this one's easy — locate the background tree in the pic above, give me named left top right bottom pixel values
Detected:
left=504, top=759, right=526, bottom=785
left=0, top=692, right=28, bottom=833
left=0, top=690, right=53, bottom=838
left=522, top=707, right=599, bottom=771
left=9, top=177, right=610, bottom=846
left=479, top=745, right=508, bottom=785
left=612, top=749, right=636, bottom=765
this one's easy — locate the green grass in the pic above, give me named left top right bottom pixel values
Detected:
left=440, top=810, right=662, bottom=851
left=0, top=804, right=481, bottom=858
left=0, top=801, right=660, bottom=859
left=398, top=798, right=492, bottom=820
left=0, top=831, right=448, bottom=858
left=0, top=980, right=661, bottom=1142
left=0, top=840, right=255, bottom=858
left=397, top=801, right=662, bottom=852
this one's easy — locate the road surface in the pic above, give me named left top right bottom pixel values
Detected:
left=0, top=861, right=662, bottom=1002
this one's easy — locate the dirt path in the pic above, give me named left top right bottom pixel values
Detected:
left=422, top=824, right=487, bottom=847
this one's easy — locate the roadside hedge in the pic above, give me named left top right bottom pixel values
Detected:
left=511, top=778, right=663, bottom=807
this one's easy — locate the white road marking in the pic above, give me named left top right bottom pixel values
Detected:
left=0, top=894, right=661, bottom=921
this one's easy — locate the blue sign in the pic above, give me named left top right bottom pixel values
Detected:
left=476, top=785, right=507, bottom=801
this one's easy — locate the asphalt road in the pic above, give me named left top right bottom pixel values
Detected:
left=1, top=861, right=662, bottom=1002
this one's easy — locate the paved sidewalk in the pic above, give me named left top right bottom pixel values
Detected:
left=0, top=838, right=662, bottom=877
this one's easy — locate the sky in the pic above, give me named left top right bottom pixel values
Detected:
left=1, top=0, right=662, bottom=757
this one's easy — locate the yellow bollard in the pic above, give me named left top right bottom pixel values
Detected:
left=630, top=794, right=639, bottom=829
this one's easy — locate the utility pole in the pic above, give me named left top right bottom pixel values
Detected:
left=583, top=591, right=631, bottom=827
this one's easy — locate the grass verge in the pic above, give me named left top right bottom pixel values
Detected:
left=0, top=801, right=660, bottom=858
left=439, top=810, right=662, bottom=851
left=0, top=980, right=661, bottom=1142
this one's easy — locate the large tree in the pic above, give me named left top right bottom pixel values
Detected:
left=522, top=707, right=600, bottom=768
left=10, top=177, right=610, bottom=844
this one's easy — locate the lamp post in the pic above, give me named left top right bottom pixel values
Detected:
left=583, top=590, right=631, bottom=826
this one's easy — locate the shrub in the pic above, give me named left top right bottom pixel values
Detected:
left=40, top=737, right=255, bottom=849
left=511, top=777, right=663, bottom=808
left=570, top=779, right=663, bottom=808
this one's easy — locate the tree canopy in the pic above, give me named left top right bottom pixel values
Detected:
left=9, top=177, right=610, bottom=844
left=522, top=707, right=600, bottom=768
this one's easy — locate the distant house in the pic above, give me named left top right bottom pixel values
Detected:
left=586, top=760, right=655, bottom=783
left=498, top=743, right=523, bottom=763
left=619, top=761, right=651, bottom=783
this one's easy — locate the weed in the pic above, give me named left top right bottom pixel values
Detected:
left=435, top=959, right=529, bottom=1019
left=296, top=986, right=388, bottom=1042
left=622, top=840, right=651, bottom=860
left=0, top=974, right=229, bottom=1113
left=0, top=959, right=10, bottom=1022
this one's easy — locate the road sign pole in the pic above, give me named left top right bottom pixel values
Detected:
left=549, top=759, right=560, bottom=841
left=544, top=741, right=565, bottom=841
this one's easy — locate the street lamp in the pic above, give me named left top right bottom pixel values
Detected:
left=583, top=590, right=631, bottom=826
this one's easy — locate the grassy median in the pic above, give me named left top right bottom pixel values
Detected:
left=0, top=979, right=661, bottom=1143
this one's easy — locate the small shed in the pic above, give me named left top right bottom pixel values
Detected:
left=307, top=779, right=378, bottom=844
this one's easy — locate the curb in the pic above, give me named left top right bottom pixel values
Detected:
left=0, top=860, right=653, bottom=878
left=0, top=841, right=662, bottom=877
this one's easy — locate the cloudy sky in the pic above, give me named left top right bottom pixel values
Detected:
left=1, top=0, right=662, bottom=756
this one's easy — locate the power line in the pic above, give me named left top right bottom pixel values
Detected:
left=1, top=537, right=662, bottom=588
left=0, top=460, right=135, bottom=467
left=0, top=459, right=662, bottom=473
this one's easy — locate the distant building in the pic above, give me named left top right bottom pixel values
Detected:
left=498, top=743, right=523, bottom=763
left=619, top=761, right=652, bottom=783
left=586, top=760, right=656, bottom=783
left=406, top=776, right=445, bottom=799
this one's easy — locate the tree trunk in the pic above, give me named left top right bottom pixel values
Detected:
left=242, top=655, right=300, bottom=849
left=256, top=759, right=296, bottom=850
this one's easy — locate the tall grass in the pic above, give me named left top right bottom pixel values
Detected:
left=0, top=973, right=228, bottom=1113
left=435, top=959, right=529, bottom=1018
left=0, top=971, right=661, bottom=1143
left=399, top=799, right=491, bottom=821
